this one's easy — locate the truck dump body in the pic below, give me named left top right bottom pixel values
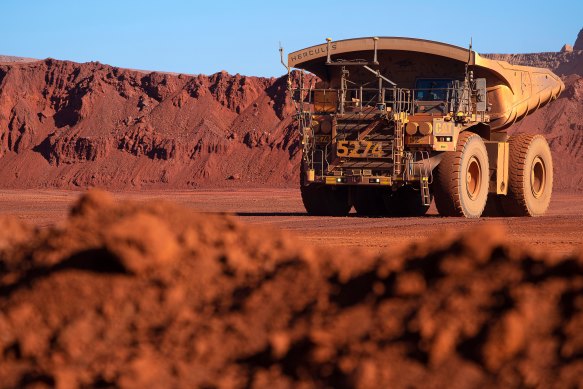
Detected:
left=289, top=37, right=564, bottom=131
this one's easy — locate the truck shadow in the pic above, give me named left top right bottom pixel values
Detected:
left=235, top=212, right=317, bottom=217
left=235, top=212, right=442, bottom=218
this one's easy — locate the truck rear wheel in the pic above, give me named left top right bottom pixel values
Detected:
left=433, top=132, right=489, bottom=218
left=354, top=187, right=389, bottom=216
left=501, top=134, right=553, bottom=216
left=300, top=184, right=352, bottom=216
left=385, top=185, right=431, bottom=216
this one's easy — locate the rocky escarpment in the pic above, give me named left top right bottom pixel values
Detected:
left=574, top=28, right=583, bottom=51
left=0, top=55, right=38, bottom=64
left=0, top=59, right=299, bottom=188
left=485, top=51, right=583, bottom=77
left=485, top=28, right=583, bottom=77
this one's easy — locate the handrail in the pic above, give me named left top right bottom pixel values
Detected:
left=293, top=86, right=467, bottom=115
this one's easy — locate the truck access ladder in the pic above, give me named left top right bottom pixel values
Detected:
left=420, top=175, right=431, bottom=206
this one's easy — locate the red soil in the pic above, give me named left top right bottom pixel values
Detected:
left=0, top=190, right=582, bottom=388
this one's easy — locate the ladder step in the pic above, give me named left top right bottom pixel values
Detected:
left=420, top=177, right=431, bottom=206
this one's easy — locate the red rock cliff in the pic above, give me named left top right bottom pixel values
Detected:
left=0, top=59, right=300, bottom=188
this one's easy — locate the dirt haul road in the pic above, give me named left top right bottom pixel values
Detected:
left=0, top=189, right=581, bottom=257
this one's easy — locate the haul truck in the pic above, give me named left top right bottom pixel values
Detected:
left=282, top=37, right=564, bottom=218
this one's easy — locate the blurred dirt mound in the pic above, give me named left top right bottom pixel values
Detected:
left=1, top=191, right=582, bottom=389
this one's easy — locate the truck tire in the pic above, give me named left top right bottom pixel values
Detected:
left=500, top=134, right=553, bottom=216
left=354, top=187, right=389, bottom=216
left=301, top=183, right=351, bottom=216
left=433, top=132, right=489, bottom=218
left=385, top=185, right=431, bottom=216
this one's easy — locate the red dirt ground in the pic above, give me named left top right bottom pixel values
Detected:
left=0, top=189, right=581, bottom=258
left=0, top=190, right=582, bottom=389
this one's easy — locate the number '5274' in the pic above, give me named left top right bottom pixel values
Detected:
left=336, top=140, right=384, bottom=158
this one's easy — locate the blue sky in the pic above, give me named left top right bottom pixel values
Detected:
left=1, top=1, right=581, bottom=77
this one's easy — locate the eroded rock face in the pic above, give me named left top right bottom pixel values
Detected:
left=561, top=44, right=573, bottom=53
left=36, top=132, right=111, bottom=165
left=118, top=125, right=177, bottom=160
left=574, top=28, right=583, bottom=50
left=485, top=51, right=583, bottom=77
left=0, top=59, right=300, bottom=188
left=0, top=191, right=582, bottom=388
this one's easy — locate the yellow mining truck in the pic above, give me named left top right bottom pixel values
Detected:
left=283, top=37, right=564, bottom=218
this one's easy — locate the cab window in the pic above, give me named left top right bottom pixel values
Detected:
left=415, top=79, right=454, bottom=101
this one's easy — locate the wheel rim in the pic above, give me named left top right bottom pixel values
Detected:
left=531, top=156, right=546, bottom=198
left=466, top=156, right=481, bottom=200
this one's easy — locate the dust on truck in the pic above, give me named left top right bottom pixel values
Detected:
left=284, top=37, right=564, bottom=218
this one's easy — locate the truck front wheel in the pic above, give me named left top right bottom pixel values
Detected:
left=433, top=132, right=489, bottom=218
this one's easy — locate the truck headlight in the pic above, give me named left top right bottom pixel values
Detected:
left=320, top=120, right=332, bottom=134
left=311, top=121, right=321, bottom=134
